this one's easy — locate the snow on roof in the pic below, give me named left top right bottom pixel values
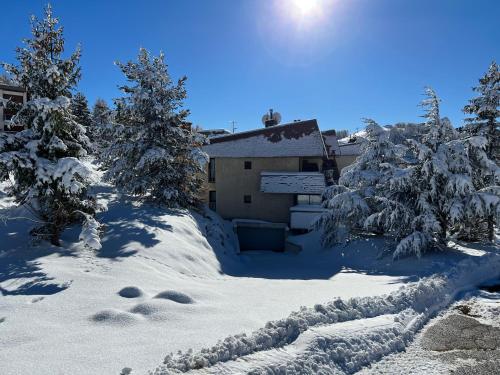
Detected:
left=322, top=131, right=340, bottom=156
left=199, top=129, right=232, bottom=138
left=260, top=171, right=326, bottom=194
left=203, top=120, right=326, bottom=158
left=338, top=142, right=363, bottom=156
left=0, top=83, right=25, bottom=93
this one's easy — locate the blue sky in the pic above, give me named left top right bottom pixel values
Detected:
left=1, top=0, right=498, bottom=132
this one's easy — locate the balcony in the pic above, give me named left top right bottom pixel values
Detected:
left=260, top=171, right=325, bottom=195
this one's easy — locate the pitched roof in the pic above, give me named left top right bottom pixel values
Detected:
left=203, top=120, right=327, bottom=158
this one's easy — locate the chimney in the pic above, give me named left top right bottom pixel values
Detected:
left=264, top=109, right=277, bottom=128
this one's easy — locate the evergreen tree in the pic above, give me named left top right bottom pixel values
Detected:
left=0, top=5, right=99, bottom=248
left=463, top=61, right=499, bottom=163
left=113, top=98, right=132, bottom=125
left=92, top=98, right=111, bottom=126
left=317, top=88, right=499, bottom=258
left=104, top=48, right=206, bottom=207
left=70, top=92, right=92, bottom=127
left=89, top=98, right=113, bottom=158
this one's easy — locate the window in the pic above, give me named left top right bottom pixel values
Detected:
left=244, top=161, right=252, bottom=170
left=209, top=190, right=216, bottom=211
left=243, top=195, right=252, bottom=204
left=297, top=194, right=322, bottom=205
left=310, top=195, right=322, bottom=204
left=208, top=158, right=215, bottom=182
left=301, top=160, right=319, bottom=172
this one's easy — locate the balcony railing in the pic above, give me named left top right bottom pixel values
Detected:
left=260, top=171, right=326, bottom=195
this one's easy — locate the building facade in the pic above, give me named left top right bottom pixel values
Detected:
left=202, top=119, right=344, bottom=229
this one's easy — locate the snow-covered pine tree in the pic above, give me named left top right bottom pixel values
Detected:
left=0, top=4, right=99, bottom=248
left=317, top=88, right=499, bottom=258
left=70, top=92, right=92, bottom=128
left=113, top=98, right=132, bottom=126
left=92, top=98, right=111, bottom=126
left=316, top=119, right=408, bottom=245
left=459, top=63, right=500, bottom=240
left=88, top=98, right=114, bottom=160
left=463, top=61, right=499, bottom=164
left=104, top=48, right=206, bottom=207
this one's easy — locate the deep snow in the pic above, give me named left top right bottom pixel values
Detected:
left=0, top=180, right=498, bottom=375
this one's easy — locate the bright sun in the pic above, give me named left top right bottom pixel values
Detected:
left=291, top=0, right=322, bottom=18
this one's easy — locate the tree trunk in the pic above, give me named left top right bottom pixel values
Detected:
left=50, top=227, right=61, bottom=247
left=488, top=215, right=494, bottom=242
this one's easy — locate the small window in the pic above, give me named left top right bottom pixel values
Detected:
left=310, top=195, right=322, bottom=204
left=208, top=158, right=215, bottom=182
left=244, top=161, right=252, bottom=170
left=243, top=195, right=252, bottom=204
left=302, top=160, right=319, bottom=172
left=297, top=194, right=310, bottom=205
left=209, top=190, right=216, bottom=211
left=297, top=194, right=322, bottom=205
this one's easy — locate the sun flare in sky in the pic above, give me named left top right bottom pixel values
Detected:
left=280, top=0, right=335, bottom=30
left=290, top=0, right=323, bottom=19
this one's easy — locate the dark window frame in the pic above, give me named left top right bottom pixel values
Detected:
left=244, top=161, right=252, bottom=170
left=209, top=190, right=216, bottom=211
left=208, top=158, right=215, bottom=182
left=243, top=195, right=252, bottom=204
left=296, top=194, right=322, bottom=205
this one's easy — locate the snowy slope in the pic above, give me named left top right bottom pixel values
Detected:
left=1, top=180, right=497, bottom=375
left=0, top=182, right=406, bottom=375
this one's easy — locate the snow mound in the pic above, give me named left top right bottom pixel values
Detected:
left=154, top=290, right=194, bottom=304
left=119, top=286, right=144, bottom=298
left=129, top=300, right=179, bottom=321
left=91, top=309, right=140, bottom=326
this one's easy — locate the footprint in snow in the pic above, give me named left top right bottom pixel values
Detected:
left=91, top=309, right=140, bottom=325
left=154, top=290, right=194, bottom=304
left=118, top=286, right=144, bottom=298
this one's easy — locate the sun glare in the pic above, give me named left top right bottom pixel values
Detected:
left=291, top=0, right=322, bottom=18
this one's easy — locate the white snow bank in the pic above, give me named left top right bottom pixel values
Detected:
left=152, top=252, right=500, bottom=374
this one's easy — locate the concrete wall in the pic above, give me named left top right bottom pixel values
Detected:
left=207, top=157, right=300, bottom=223
left=336, top=155, right=358, bottom=174
left=203, top=155, right=355, bottom=224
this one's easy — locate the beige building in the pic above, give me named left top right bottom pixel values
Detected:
left=202, top=119, right=353, bottom=230
left=0, top=83, right=27, bottom=132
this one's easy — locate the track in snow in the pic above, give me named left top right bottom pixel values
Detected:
left=151, top=252, right=500, bottom=375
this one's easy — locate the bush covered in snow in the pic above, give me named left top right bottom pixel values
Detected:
left=317, top=86, right=499, bottom=258
left=103, top=48, right=207, bottom=207
left=0, top=5, right=99, bottom=247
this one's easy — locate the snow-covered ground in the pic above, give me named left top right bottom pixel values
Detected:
left=0, top=180, right=498, bottom=375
